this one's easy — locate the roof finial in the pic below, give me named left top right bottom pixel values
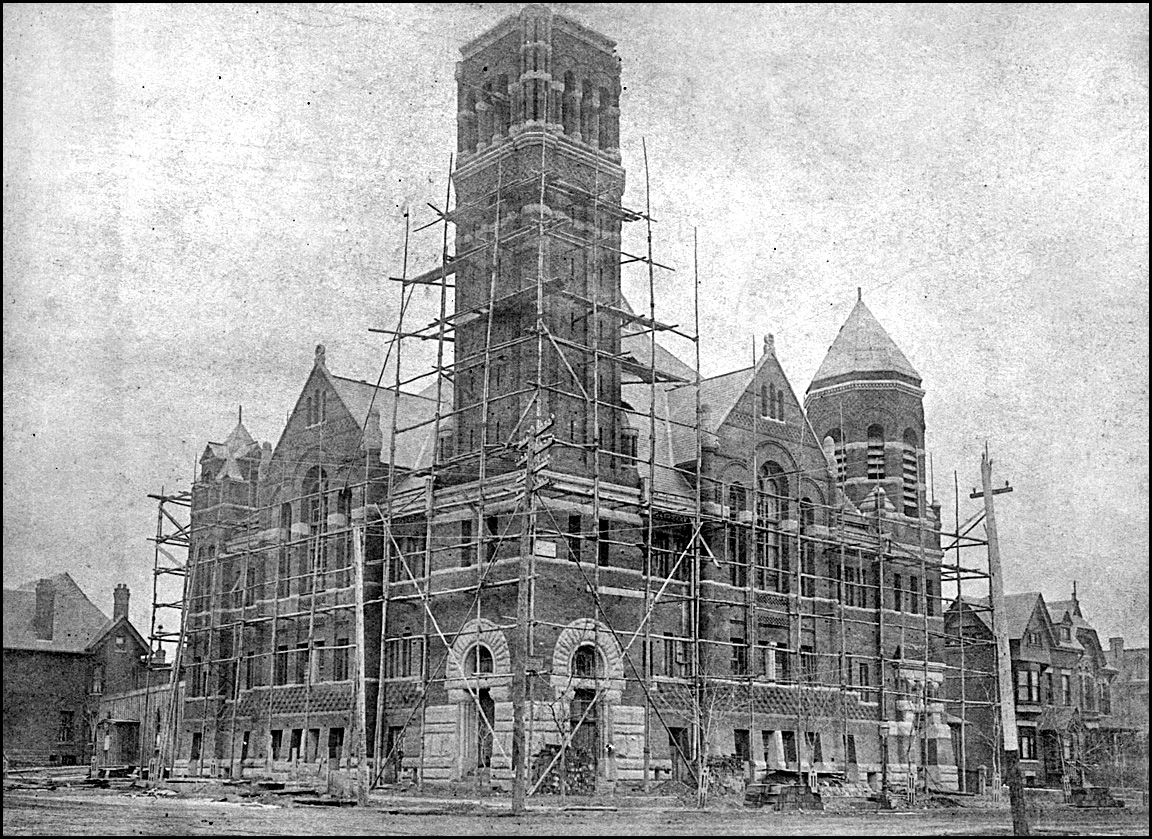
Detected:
left=857, top=286, right=862, bottom=302
left=1072, top=580, right=1078, bottom=602
left=238, top=405, right=243, bottom=425
left=764, top=333, right=775, bottom=356
left=315, top=344, right=326, bottom=368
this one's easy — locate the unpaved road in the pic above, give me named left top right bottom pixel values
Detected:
left=3, top=788, right=1148, bottom=835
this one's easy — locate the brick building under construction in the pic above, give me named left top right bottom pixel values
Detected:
left=159, top=6, right=978, bottom=798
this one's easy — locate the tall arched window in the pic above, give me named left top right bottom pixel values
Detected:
left=760, top=384, right=770, bottom=419
left=460, top=86, right=477, bottom=152
left=867, top=424, right=886, bottom=481
left=799, top=497, right=817, bottom=596
left=823, top=428, right=846, bottom=483
left=204, top=545, right=216, bottom=605
left=757, top=463, right=787, bottom=521
left=727, top=482, right=748, bottom=587
left=598, top=86, right=611, bottom=149
left=727, top=482, right=747, bottom=516
left=494, top=74, right=510, bottom=136
left=561, top=71, right=577, bottom=135
left=902, top=429, right=920, bottom=517
left=755, top=463, right=789, bottom=593
left=303, top=467, right=328, bottom=593
left=581, top=79, right=595, bottom=140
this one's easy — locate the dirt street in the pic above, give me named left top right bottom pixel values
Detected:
left=3, top=788, right=1149, bottom=836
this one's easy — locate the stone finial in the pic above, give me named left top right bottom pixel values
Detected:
left=763, top=334, right=775, bottom=356
left=315, top=344, right=326, bottom=368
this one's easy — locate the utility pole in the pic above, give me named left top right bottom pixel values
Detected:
left=972, top=446, right=1029, bottom=835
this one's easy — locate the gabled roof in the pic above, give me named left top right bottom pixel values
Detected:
left=3, top=573, right=111, bottom=653
left=276, top=355, right=449, bottom=470
left=87, top=613, right=150, bottom=655
left=621, top=380, right=696, bottom=505
left=961, top=592, right=1050, bottom=641
left=1047, top=599, right=1083, bottom=625
left=809, top=297, right=921, bottom=390
left=328, top=371, right=446, bottom=468
left=620, top=329, right=698, bottom=384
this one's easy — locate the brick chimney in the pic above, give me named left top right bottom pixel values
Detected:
left=33, top=578, right=55, bottom=640
left=1110, top=636, right=1124, bottom=658
left=113, top=584, right=130, bottom=621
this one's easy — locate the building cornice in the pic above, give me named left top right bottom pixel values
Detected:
left=805, top=378, right=925, bottom=403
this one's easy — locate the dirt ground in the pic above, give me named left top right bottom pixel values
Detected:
left=3, top=787, right=1148, bottom=836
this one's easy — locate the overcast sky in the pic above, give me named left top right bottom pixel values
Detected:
left=4, top=4, right=1148, bottom=646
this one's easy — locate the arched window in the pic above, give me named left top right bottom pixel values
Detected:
left=760, top=384, right=770, bottom=419
left=823, top=429, right=846, bottom=483
left=799, top=497, right=816, bottom=532
left=303, top=467, right=328, bottom=593
left=460, top=85, right=477, bottom=153
left=755, top=463, right=790, bottom=593
left=204, top=545, right=216, bottom=604
left=304, top=467, right=328, bottom=528
left=727, top=482, right=747, bottom=516
left=573, top=643, right=602, bottom=678
left=775, top=387, right=785, bottom=422
left=494, top=74, right=510, bottom=136
left=466, top=644, right=494, bottom=676
left=867, top=424, right=885, bottom=480
left=481, top=78, right=495, bottom=138
left=757, top=462, right=787, bottom=521
left=305, top=396, right=313, bottom=426
left=561, top=71, right=577, bottom=135
left=581, top=79, right=595, bottom=140
left=598, top=86, right=611, bottom=148
left=799, top=497, right=817, bottom=596
left=902, top=429, right=919, bottom=517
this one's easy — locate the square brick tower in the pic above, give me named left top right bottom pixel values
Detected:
left=448, top=4, right=635, bottom=486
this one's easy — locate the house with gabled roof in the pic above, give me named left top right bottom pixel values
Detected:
left=945, top=588, right=1124, bottom=790
left=3, top=573, right=159, bottom=768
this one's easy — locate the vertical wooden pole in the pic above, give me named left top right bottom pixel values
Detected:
left=979, top=448, right=1028, bottom=835
left=352, top=526, right=370, bottom=805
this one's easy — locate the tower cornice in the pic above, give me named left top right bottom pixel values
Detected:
left=455, top=127, right=625, bottom=182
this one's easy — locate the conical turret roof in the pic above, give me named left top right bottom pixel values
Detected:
left=224, top=420, right=256, bottom=455
left=809, top=296, right=921, bottom=390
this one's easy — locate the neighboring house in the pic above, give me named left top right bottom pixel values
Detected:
left=945, top=589, right=1123, bottom=790
left=1107, top=638, right=1149, bottom=738
left=1105, top=637, right=1149, bottom=789
left=2, top=574, right=156, bottom=768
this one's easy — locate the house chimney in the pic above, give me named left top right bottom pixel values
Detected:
left=113, top=584, right=130, bottom=620
left=34, top=578, right=55, bottom=640
left=1109, top=637, right=1124, bottom=657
